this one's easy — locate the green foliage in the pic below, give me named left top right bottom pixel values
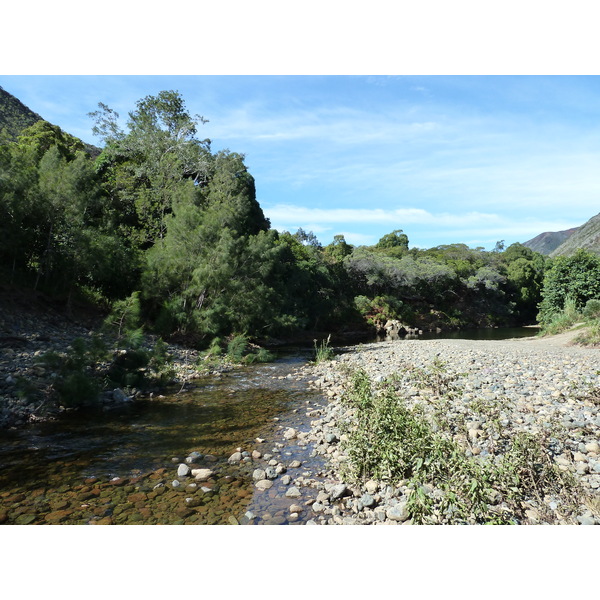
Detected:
left=539, top=295, right=580, bottom=336
left=313, top=335, right=334, bottom=364
left=582, top=298, right=600, bottom=320
left=340, top=366, right=583, bottom=524
left=353, top=294, right=404, bottom=326
left=38, top=336, right=108, bottom=408
left=538, top=249, right=600, bottom=325
left=1, top=87, right=550, bottom=355
left=226, top=334, right=249, bottom=362
left=103, top=292, right=142, bottom=339
left=373, top=229, right=409, bottom=258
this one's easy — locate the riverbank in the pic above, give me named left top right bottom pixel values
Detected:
left=0, top=289, right=228, bottom=428
left=297, top=331, right=600, bottom=524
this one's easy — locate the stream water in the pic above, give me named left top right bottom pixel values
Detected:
left=0, top=327, right=538, bottom=525
left=0, top=350, right=330, bottom=525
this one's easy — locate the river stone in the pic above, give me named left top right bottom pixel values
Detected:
left=585, top=442, right=600, bottom=454
left=289, top=460, right=302, bottom=468
left=289, top=504, right=303, bottom=513
left=253, top=468, right=266, bottom=481
left=365, top=480, right=379, bottom=495
left=360, top=493, right=376, bottom=508
left=285, top=486, right=301, bottom=498
left=265, top=467, right=278, bottom=480
left=228, top=451, right=243, bottom=464
left=255, top=479, right=273, bottom=491
left=577, top=515, right=596, bottom=525
left=192, top=469, right=214, bottom=481
left=330, top=484, right=347, bottom=501
left=112, top=388, right=129, bottom=402
left=177, top=463, right=191, bottom=477
left=281, top=475, right=292, bottom=485
left=283, top=428, right=297, bottom=440
left=386, top=501, right=410, bottom=522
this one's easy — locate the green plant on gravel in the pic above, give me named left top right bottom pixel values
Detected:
left=574, top=318, right=600, bottom=347
left=38, top=335, right=109, bottom=407
left=313, top=334, right=334, bottom=364
left=339, top=368, right=591, bottom=524
left=539, top=295, right=580, bottom=336
left=411, top=356, right=464, bottom=398
left=582, top=298, right=600, bottom=320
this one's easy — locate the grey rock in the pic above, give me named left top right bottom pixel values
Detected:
left=252, top=468, right=266, bottom=481
left=577, top=515, right=596, bottom=525
left=386, top=501, right=410, bottom=522
left=285, top=486, right=301, bottom=498
left=330, top=483, right=348, bottom=501
left=360, top=493, right=376, bottom=508
left=255, top=479, right=273, bottom=490
left=177, top=463, right=191, bottom=478
left=265, top=466, right=278, bottom=480
left=228, top=451, right=243, bottom=464
left=112, top=388, right=129, bottom=402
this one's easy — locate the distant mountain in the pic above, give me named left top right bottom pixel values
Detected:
left=523, top=227, right=580, bottom=255
left=550, top=212, right=600, bottom=258
left=0, top=85, right=100, bottom=157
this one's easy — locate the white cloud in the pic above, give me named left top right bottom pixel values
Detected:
left=264, top=204, right=503, bottom=227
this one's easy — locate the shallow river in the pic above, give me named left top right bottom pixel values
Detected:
left=0, top=350, right=331, bottom=525
left=0, top=327, right=537, bottom=525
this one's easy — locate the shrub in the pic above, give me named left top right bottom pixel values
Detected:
left=313, top=335, right=334, bottom=364
left=226, top=334, right=249, bottom=362
left=583, top=298, right=600, bottom=320
left=339, top=366, right=585, bottom=524
left=539, top=295, right=580, bottom=336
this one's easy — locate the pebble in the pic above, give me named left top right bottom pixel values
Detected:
left=177, top=464, right=190, bottom=478
left=285, top=486, right=301, bottom=498
left=298, top=336, right=600, bottom=525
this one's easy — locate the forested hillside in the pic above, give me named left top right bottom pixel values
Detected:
left=1, top=89, right=554, bottom=349
left=0, top=86, right=100, bottom=157
left=0, top=86, right=44, bottom=139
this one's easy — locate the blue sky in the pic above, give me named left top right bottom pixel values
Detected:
left=3, top=74, right=600, bottom=250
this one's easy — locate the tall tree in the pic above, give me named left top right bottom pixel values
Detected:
left=90, top=90, right=213, bottom=246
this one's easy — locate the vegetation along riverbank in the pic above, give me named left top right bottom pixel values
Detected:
left=2, top=86, right=600, bottom=525
left=299, top=331, right=600, bottom=524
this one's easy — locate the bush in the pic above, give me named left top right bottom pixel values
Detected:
left=539, top=295, right=580, bottom=336
left=583, top=298, right=600, bottom=320
left=226, top=334, right=249, bottom=362
left=313, top=335, right=334, bottom=364
left=339, top=367, right=583, bottom=524
left=538, top=249, right=600, bottom=324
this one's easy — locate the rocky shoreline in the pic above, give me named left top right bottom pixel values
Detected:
left=3, top=289, right=600, bottom=524
left=0, top=295, right=224, bottom=428
left=290, top=334, right=600, bottom=524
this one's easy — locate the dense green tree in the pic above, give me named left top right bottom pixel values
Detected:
left=537, top=249, right=600, bottom=324
left=90, top=90, right=213, bottom=247
left=373, top=229, right=409, bottom=258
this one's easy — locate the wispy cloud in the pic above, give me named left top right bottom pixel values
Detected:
left=265, top=203, right=582, bottom=247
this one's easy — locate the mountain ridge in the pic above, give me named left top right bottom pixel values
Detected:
left=523, top=227, right=580, bottom=255
left=0, top=85, right=100, bottom=157
left=550, top=212, right=600, bottom=257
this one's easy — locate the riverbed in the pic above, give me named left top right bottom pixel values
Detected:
left=0, top=352, right=332, bottom=525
